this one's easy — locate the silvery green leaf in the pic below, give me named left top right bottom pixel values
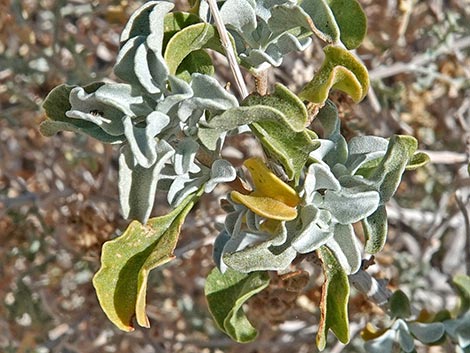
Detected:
left=174, top=138, right=200, bottom=175
left=134, top=43, right=169, bottom=95
left=120, top=1, right=174, bottom=43
left=275, top=32, right=311, bottom=54
left=255, top=0, right=292, bottom=22
left=245, top=210, right=260, bottom=231
left=67, top=84, right=148, bottom=136
left=393, top=319, right=415, bottom=353
left=41, top=83, right=125, bottom=143
left=205, top=159, right=237, bottom=193
left=115, top=1, right=173, bottom=96
left=123, top=112, right=170, bottom=168
left=157, top=76, right=193, bottom=115
left=268, top=5, right=313, bottom=35
left=40, top=120, right=125, bottom=144
left=224, top=209, right=246, bottom=237
left=318, top=100, right=341, bottom=137
left=167, top=172, right=206, bottom=207
left=346, top=136, right=388, bottom=174
left=362, top=205, right=388, bottom=254
left=445, top=313, right=470, bottom=348
left=348, top=136, right=389, bottom=156
left=146, top=1, right=174, bottom=52
left=325, top=224, right=361, bottom=274
left=408, top=322, right=445, bottom=344
left=323, top=187, right=380, bottom=224
left=300, top=0, right=339, bottom=44
left=368, top=135, right=417, bottom=203
left=316, top=100, right=348, bottom=165
left=188, top=73, right=239, bottom=111
left=304, top=163, right=341, bottom=203
left=202, top=0, right=313, bottom=69
left=175, top=73, right=237, bottom=126
left=309, top=139, right=335, bottom=162
left=220, top=0, right=257, bottom=34
left=290, top=204, right=333, bottom=253
left=364, top=329, right=395, bottom=353
left=223, top=225, right=297, bottom=272
left=114, top=37, right=150, bottom=90
left=115, top=33, right=169, bottom=96
left=241, top=48, right=283, bottom=68
left=198, top=127, right=226, bottom=151
left=213, top=230, right=232, bottom=272
left=224, top=230, right=270, bottom=255
left=119, top=140, right=174, bottom=223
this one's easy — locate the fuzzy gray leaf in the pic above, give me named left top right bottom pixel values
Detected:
left=205, top=159, right=237, bottom=193
left=408, top=322, right=445, bottom=344
left=123, top=112, right=170, bottom=168
left=290, top=205, right=333, bottom=253
left=118, top=141, right=174, bottom=223
left=325, top=224, right=361, bottom=274
left=67, top=84, right=148, bottom=136
left=323, top=187, right=380, bottom=224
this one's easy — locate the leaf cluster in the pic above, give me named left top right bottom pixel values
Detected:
left=39, top=0, right=432, bottom=351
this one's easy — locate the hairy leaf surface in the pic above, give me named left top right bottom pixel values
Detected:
left=93, top=190, right=201, bottom=331
left=205, top=268, right=270, bottom=342
left=299, top=45, right=369, bottom=104
left=317, top=246, right=350, bottom=350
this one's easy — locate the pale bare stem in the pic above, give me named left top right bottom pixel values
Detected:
left=349, top=269, right=392, bottom=311
left=206, top=0, right=249, bottom=99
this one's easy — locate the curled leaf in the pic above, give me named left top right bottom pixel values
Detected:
left=244, top=157, right=300, bottom=207
left=231, top=192, right=298, bottom=221
left=242, top=84, right=309, bottom=132
left=40, top=83, right=124, bottom=143
left=164, top=23, right=222, bottom=75
left=299, top=45, right=369, bottom=104
left=369, top=135, right=417, bottom=203
left=362, top=205, right=388, bottom=254
left=317, top=246, right=350, bottom=350
left=453, top=274, right=470, bottom=315
left=205, top=267, right=270, bottom=342
left=406, top=152, right=430, bottom=170
left=93, top=190, right=202, bottom=331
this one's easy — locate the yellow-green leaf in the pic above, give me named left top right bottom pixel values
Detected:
left=361, top=322, right=389, bottom=341
left=251, top=121, right=318, bottom=180
left=327, top=0, right=367, bottom=49
left=231, top=191, right=298, bottom=221
left=92, top=191, right=201, bottom=331
left=317, top=246, right=350, bottom=351
left=453, top=275, right=470, bottom=315
left=242, top=84, right=309, bottom=132
left=205, top=268, right=270, bottom=342
left=406, top=152, right=430, bottom=170
left=299, top=45, right=369, bottom=104
left=163, top=12, right=201, bottom=50
left=164, top=22, right=222, bottom=75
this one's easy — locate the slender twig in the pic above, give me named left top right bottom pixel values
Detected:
left=369, top=35, right=470, bottom=80
left=418, top=150, right=468, bottom=164
left=206, top=0, right=249, bottom=99
left=455, top=190, right=470, bottom=275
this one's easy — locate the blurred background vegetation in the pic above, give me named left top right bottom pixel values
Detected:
left=1, top=0, right=469, bottom=352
